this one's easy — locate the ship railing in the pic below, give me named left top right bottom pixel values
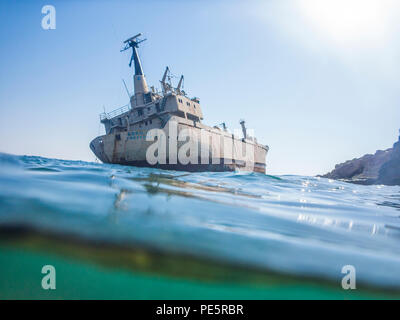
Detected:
left=100, top=104, right=131, bottom=121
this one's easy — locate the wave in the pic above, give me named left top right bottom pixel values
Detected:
left=0, top=153, right=400, bottom=291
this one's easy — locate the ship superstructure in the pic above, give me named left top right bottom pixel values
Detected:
left=90, top=33, right=269, bottom=172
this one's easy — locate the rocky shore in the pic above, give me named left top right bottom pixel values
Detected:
left=321, top=132, right=400, bottom=186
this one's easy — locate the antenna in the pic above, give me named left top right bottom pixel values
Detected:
left=122, top=79, right=130, bottom=98
left=240, top=119, right=247, bottom=139
left=123, top=33, right=142, bottom=43
left=120, top=33, right=147, bottom=71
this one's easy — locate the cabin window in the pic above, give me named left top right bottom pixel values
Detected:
left=187, top=113, right=199, bottom=122
left=173, top=110, right=186, bottom=118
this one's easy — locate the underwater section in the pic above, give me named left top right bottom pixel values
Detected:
left=1, top=153, right=400, bottom=299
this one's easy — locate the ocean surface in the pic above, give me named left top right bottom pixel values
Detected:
left=1, top=152, right=400, bottom=299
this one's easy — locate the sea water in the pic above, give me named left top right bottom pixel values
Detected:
left=0, top=152, right=400, bottom=298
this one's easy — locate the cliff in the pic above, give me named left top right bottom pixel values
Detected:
left=377, top=140, right=400, bottom=185
left=321, top=134, right=400, bottom=186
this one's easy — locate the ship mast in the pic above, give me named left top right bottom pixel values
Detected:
left=121, top=33, right=149, bottom=106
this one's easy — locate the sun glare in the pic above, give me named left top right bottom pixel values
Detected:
left=297, top=0, right=396, bottom=46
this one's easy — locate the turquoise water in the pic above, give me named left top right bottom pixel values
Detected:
left=1, top=152, right=400, bottom=298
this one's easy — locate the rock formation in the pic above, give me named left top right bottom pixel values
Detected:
left=377, top=138, right=400, bottom=185
left=321, top=131, right=400, bottom=186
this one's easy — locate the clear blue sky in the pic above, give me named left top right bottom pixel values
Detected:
left=0, top=0, right=399, bottom=175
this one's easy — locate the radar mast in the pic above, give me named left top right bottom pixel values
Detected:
left=121, top=33, right=149, bottom=104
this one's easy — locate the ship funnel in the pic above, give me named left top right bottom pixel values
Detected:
left=121, top=33, right=149, bottom=104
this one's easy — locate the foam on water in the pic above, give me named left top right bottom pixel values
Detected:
left=1, top=153, right=400, bottom=289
